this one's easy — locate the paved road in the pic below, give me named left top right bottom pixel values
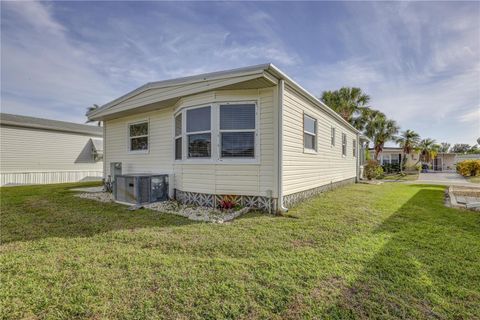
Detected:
left=408, top=172, right=479, bottom=187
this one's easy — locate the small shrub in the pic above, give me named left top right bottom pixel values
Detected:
left=218, top=195, right=237, bottom=211
left=364, top=160, right=384, bottom=180
left=456, top=160, right=480, bottom=177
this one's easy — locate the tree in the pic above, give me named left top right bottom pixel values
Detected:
left=321, top=87, right=370, bottom=123
left=451, top=144, right=470, bottom=154
left=467, top=145, right=480, bottom=154
left=396, top=130, right=421, bottom=171
left=86, top=104, right=102, bottom=126
left=367, top=116, right=400, bottom=161
left=418, top=138, right=439, bottom=164
left=439, top=142, right=450, bottom=153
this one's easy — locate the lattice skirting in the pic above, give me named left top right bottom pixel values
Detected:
left=283, top=177, right=356, bottom=208
left=175, top=190, right=275, bottom=213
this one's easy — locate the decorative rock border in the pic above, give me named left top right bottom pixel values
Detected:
left=73, top=192, right=250, bottom=223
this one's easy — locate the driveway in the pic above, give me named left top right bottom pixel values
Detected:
left=410, top=172, right=477, bottom=187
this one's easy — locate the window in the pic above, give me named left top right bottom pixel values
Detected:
left=342, top=133, right=347, bottom=156
left=174, top=114, right=182, bottom=160
left=129, top=121, right=148, bottom=152
left=174, top=102, right=258, bottom=162
left=353, top=139, right=357, bottom=157
left=186, top=106, right=211, bottom=158
left=331, top=127, right=336, bottom=146
left=220, top=104, right=256, bottom=158
left=303, top=114, right=316, bottom=151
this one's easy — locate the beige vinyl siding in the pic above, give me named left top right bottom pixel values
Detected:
left=0, top=125, right=102, bottom=185
left=104, top=88, right=276, bottom=197
left=282, top=85, right=357, bottom=196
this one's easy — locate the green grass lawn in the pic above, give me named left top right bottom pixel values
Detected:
left=1, top=182, right=479, bottom=319
left=381, top=172, right=419, bottom=181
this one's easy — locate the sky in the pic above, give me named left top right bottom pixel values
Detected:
left=1, top=1, right=479, bottom=146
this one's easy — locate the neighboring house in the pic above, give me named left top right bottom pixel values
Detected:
left=369, top=147, right=418, bottom=168
left=88, top=63, right=366, bottom=212
left=0, top=113, right=103, bottom=186
left=370, top=148, right=476, bottom=172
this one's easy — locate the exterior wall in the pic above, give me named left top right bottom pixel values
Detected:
left=104, top=89, right=276, bottom=201
left=0, top=125, right=103, bottom=185
left=369, top=149, right=419, bottom=168
left=281, top=85, right=358, bottom=196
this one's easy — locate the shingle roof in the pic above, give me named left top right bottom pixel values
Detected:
left=0, top=113, right=103, bottom=136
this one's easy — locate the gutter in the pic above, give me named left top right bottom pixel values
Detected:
left=277, top=79, right=288, bottom=213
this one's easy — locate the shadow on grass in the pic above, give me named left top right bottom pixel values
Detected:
left=323, top=186, right=480, bottom=319
left=1, top=183, right=194, bottom=244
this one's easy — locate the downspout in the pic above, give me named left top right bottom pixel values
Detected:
left=277, top=79, right=288, bottom=212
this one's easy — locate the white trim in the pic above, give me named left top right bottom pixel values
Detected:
left=277, top=79, right=288, bottom=212
left=127, top=119, right=149, bottom=154
left=331, top=126, right=336, bottom=147
left=341, top=132, right=347, bottom=157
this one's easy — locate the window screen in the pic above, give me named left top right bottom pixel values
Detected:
left=188, top=133, right=211, bottom=158
left=187, top=106, right=210, bottom=132
left=220, top=104, right=255, bottom=130
left=342, top=133, right=347, bottom=156
left=331, top=127, right=336, bottom=146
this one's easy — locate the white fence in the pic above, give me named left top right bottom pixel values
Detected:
left=0, top=170, right=103, bottom=186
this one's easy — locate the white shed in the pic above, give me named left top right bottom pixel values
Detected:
left=0, top=113, right=103, bottom=186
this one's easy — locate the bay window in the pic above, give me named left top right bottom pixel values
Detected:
left=174, top=102, right=257, bottom=162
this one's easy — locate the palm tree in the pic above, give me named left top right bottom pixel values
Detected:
left=418, top=138, right=439, bottom=165
left=85, top=104, right=101, bottom=126
left=396, top=130, right=420, bottom=171
left=366, top=116, right=399, bottom=161
left=439, top=142, right=451, bottom=153
left=321, top=87, right=370, bottom=123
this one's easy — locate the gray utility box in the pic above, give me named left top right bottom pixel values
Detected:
left=114, top=174, right=169, bottom=205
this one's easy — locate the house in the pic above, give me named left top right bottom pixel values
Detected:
left=0, top=113, right=103, bottom=186
left=369, top=147, right=419, bottom=168
left=370, top=148, right=475, bottom=172
left=88, top=63, right=366, bottom=212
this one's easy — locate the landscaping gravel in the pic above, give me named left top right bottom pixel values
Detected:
left=74, top=192, right=249, bottom=223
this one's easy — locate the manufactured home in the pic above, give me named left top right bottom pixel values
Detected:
left=0, top=113, right=103, bottom=186
left=370, top=147, right=476, bottom=172
left=88, top=64, right=366, bottom=212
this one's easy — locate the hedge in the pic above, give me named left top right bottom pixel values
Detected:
left=456, top=160, right=480, bottom=177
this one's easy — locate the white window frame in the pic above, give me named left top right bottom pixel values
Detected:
left=342, top=132, right=347, bottom=157
left=303, top=113, right=317, bottom=153
left=218, top=101, right=258, bottom=161
left=185, top=105, right=213, bottom=160
left=127, top=119, right=149, bottom=154
left=173, top=100, right=260, bottom=164
left=174, top=113, right=182, bottom=160
left=331, top=126, right=336, bottom=147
